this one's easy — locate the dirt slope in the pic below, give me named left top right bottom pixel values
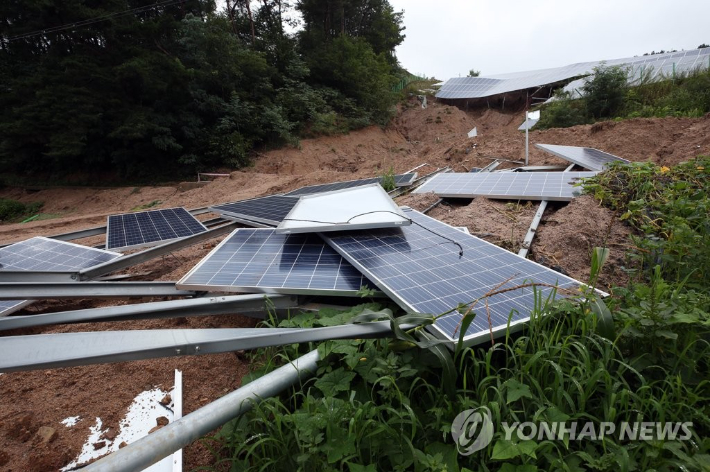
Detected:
left=1, top=97, right=709, bottom=470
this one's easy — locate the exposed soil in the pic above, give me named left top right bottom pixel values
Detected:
left=1, top=96, right=708, bottom=470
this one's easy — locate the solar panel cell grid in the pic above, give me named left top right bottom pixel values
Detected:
left=210, top=195, right=300, bottom=226
left=321, top=208, right=587, bottom=346
left=283, top=173, right=417, bottom=197
left=177, top=229, right=376, bottom=296
left=106, top=207, right=207, bottom=251
left=412, top=172, right=596, bottom=201
left=535, top=144, right=629, bottom=172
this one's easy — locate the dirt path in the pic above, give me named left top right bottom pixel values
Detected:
left=1, top=99, right=709, bottom=470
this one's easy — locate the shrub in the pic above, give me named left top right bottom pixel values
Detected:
left=583, top=64, right=629, bottom=119
left=0, top=198, right=43, bottom=222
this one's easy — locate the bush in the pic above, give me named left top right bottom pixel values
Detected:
left=0, top=198, right=43, bottom=222
left=536, top=92, right=587, bottom=129
left=583, top=64, right=629, bottom=119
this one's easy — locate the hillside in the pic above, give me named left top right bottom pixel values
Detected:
left=0, top=99, right=709, bottom=470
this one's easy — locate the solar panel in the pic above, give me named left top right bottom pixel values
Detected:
left=106, top=207, right=207, bottom=251
left=210, top=195, right=300, bottom=226
left=284, top=173, right=417, bottom=197
left=321, top=208, right=587, bottom=346
left=535, top=144, right=630, bottom=171
left=0, top=237, right=121, bottom=317
left=437, top=48, right=710, bottom=100
left=412, top=172, right=596, bottom=201
left=177, top=228, right=377, bottom=296
left=276, top=184, right=410, bottom=234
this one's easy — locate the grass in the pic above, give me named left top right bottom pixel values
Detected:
left=200, top=159, right=710, bottom=471
left=130, top=200, right=162, bottom=212
left=0, top=198, right=43, bottom=223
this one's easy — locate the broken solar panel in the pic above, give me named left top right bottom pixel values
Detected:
left=412, top=172, right=596, bottom=201
left=518, top=118, right=539, bottom=131
left=106, top=207, right=207, bottom=251
left=210, top=195, right=300, bottom=226
left=276, top=184, right=410, bottom=234
left=0, top=237, right=121, bottom=317
left=535, top=144, right=630, bottom=172
left=177, top=228, right=377, bottom=296
left=284, top=173, right=417, bottom=197
left=321, top=208, right=587, bottom=347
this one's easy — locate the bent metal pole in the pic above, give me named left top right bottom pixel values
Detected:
left=84, top=349, right=320, bottom=472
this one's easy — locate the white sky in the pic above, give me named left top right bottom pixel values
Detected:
left=387, top=0, right=710, bottom=80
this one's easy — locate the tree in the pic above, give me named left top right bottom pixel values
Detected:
left=699, top=43, right=709, bottom=49
left=583, top=65, right=628, bottom=119
left=468, top=69, right=480, bottom=77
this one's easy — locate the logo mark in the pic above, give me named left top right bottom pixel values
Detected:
left=451, top=406, right=494, bottom=455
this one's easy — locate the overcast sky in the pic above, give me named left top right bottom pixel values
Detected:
left=387, top=0, right=710, bottom=80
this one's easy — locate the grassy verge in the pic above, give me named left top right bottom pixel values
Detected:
left=201, top=159, right=710, bottom=471
left=0, top=198, right=43, bottom=223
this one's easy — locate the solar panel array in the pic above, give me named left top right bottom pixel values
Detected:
left=210, top=195, right=300, bottom=226
left=321, top=208, right=585, bottom=345
left=177, top=229, right=377, bottom=296
left=284, top=173, right=417, bottom=197
left=106, top=207, right=207, bottom=251
left=0, top=237, right=121, bottom=317
left=412, top=172, right=597, bottom=201
left=535, top=144, right=630, bottom=171
left=437, top=48, right=710, bottom=100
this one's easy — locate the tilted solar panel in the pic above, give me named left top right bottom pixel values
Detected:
left=284, top=173, right=418, bottom=197
left=321, top=208, right=588, bottom=346
left=0, top=237, right=121, bottom=317
left=106, top=207, right=207, bottom=251
left=412, top=172, right=596, bottom=201
left=518, top=118, right=539, bottom=131
left=177, top=228, right=377, bottom=296
left=210, top=195, right=300, bottom=226
left=535, top=144, right=629, bottom=172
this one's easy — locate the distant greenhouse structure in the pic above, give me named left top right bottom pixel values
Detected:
left=436, top=48, right=710, bottom=109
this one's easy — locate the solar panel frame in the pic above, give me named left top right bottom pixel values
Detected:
left=0, top=237, right=121, bottom=317
left=283, top=173, right=418, bottom=197
left=412, top=172, right=597, bottom=201
left=535, top=144, right=630, bottom=172
left=177, top=228, right=379, bottom=297
left=321, top=208, right=592, bottom=347
left=276, top=184, right=410, bottom=234
left=106, top=207, right=208, bottom=252
left=210, top=195, right=300, bottom=226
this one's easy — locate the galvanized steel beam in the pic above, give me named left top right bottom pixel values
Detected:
left=0, top=282, right=195, bottom=300
left=0, top=321, right=399, bottom=372
left=0, top=294, right=298, bottom=331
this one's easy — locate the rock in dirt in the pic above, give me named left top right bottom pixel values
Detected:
left=36, top=426, right=57, bottom=445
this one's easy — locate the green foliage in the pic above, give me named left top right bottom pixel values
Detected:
left=0, top=199, right=43, bottom=222
left=583, top=65, right=629, bottom=119
left=0, top=0, right=404, bottom=180
left=468, top=69, right=481, bottom=77
left=536, top=91, right=587, bottom=130
left=539, top=67, right=710, bottom=130
left=584, top=157, right=710, bottom=285
left=380, top=165, right=396, bottom=191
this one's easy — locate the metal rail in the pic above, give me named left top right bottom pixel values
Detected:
left=84, top=349, right=321, bottom=472
left=0, top=294, right=298, bottom=331
left=389, top=167, right=451, bottom=198
left=0, top=321, right=403, bottom=372
left=0, top=281, right=195, bottom=300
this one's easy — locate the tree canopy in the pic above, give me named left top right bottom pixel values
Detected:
left=0, top=0, right=405, bottom=181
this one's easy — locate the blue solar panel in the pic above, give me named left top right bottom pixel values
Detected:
left=284, top=173, right=417, bottom=197
left=106, top=207, right=207, bottom=251
left=0, top=237, right=121, bottom=317
left=177, top=229, right=377, bottom=296
left=210, top=195, right=300, bottom=226
left=535, top=144, right=629, bottom=171
left=321, top=208, right=586, bottom=346
left=413, top=172, right=597, bottom=201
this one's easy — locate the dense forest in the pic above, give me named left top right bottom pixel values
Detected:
left=0, top=0, right=405, bottom=180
